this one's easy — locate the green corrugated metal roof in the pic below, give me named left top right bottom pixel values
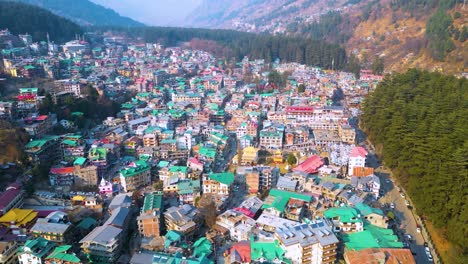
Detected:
left=74, top=157, right=86, bottom=166
left=324, top=207, right=363, bottom=224
left=199, top=146, right=216, bottom=159
left=250, top=236, right=290, bottom=263
left=46, top=245, right=80, bottom=263
left=142, top=192, right=163, bottom=212
left=77, top=217, right=97, bottom=230
left=169, top=166, right=187, bottom=174
left=343, top=223, right=403, bottom=250
left=192, top=237, right=212, bottom=258
left=177, top=180, right=200, bottom=195
left=165, top=230, right=183, bottom=248
left=62, top=139, right=77, bottom=146
left=208, top=172, right=234, bottom=186
left=120, top=160, right=150, bottom=178
left=262, top=189, right=313, bottom=213
left=158, top=161, right=170, bottom=168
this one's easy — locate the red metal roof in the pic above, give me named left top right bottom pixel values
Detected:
left=229, top=241, right=251, bottom=263
left=350, top=146, right=368, bottom=158
left=49, top=167, right=74, bottom=175
left=233, top=207, right=255, bottom=218
left=0, top=183, right=22, bottom=210
left=293, top=155, right=324, bottom=174
left=286, top=106, right=314, bottom=113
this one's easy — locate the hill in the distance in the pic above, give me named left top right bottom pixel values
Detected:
left=0, top=1, right=82, bottom=42
left=3, top=0, right=144, bottom=27
left=186, top=0, right=467, bottom=75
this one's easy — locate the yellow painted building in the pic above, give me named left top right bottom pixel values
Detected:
left=273, top=149, right=283, bottom=163
left=0, top=208, right=37, bottom=229
left=241, top=146, right=258, bottom=165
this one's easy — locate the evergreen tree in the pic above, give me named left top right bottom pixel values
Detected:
left=361, top=69, right=468, bottom=263
left=371, top=57, right=384, bottom=75
left=287, top=153, right=297, bottom=165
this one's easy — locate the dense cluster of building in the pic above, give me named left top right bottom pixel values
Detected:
left=0, top=29, right=414, bottom=264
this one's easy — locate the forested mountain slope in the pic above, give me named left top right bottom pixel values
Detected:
left=361, top=69, right=468, bottom=264
left=186, top=0, right=467, bottom=75
left=0, top=1, right=82, bottom=42
left=2, top=0, right=144, bottom=27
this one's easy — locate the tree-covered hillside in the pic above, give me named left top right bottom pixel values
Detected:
left=361, top=69, right=468, bottom=263
left=3, top=0, right=144, bottom=27
left=0, top=1, right=82, bottom=42
left=103, top=26, right=347, bottom=70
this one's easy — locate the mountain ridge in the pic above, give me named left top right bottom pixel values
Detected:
left=185, top=0, right=467, bottom=75
left=0, top=1, right=82, bottom=42
left=2, top=0, right=144, bottom=27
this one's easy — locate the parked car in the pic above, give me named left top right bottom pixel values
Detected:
left=426, top=253, right=433, bottom=262
left=424, top=242, right=429, bottom=247
left=390, top=203, right=395, bottom=209
left=400, top=192, right=405, bottom=198
left=405, top=200, right=410, bottom=206
left=425, top=247, right=431, bottom=254
left=417, top=225, right=422, bottom=233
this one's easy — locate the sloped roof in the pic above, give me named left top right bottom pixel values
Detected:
left=208, top=172, right=234, bottom=186
left=0, top=208, right=37, bottom=226
left=293, top=155, right=324, bottom=174
left=350, top=146, right=368, bottom=158
left=324, top=207, right=363, bottom=224
left=344, top=248, right=415, bottom=264
left=18, top=237, right=55, bottom=258
left=192, top=237, right=212, bottom=258
left=0, top=183, right=22, bottom=210
left=79, top=225, right=122, bottom=245
left=262, top=189, right=313, bottom=213
left=250, top=237, right=290, bottom=263
left=142, top=192, right=163, bottom=212
left=45, top=245, right=80, bottom=263
left=343, top=224, right=403, bottom=250
left=355, top=203, right=384, bottom=217
left=77, top=217, right=97, bottom=230
left=49, top=167, right=74, bottom=175
left=229, top=241, right=251, bottom=263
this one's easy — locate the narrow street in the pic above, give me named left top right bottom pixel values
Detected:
left=366, top=148, right=434, bottom=264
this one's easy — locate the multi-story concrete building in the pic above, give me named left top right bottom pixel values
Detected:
left=259, top=130, right=283, bottom=150
left=80, top=225, right=123, bottom=264
left=61, top=135, right=86, bottom=162
left=286, top=106, right=315, bottom=121
left=324, top=207, right=364, bottom=233
left=17, top=237, right=55, bottom=264
left=275, top=221, right=339, bottom=264
left=49, top=167, right=75, bottom=188
left=338, top=123, right=356, bottom=144
left=24, top=136, right=61, bottom=165
left=0, top=240, right=17, bottom=264
left=119, top=160, right=151, bottom=192
left=158, top=166, right=187, bottom=187
left=73, top=158, right=99, bottom=187
left=348, top=147, right=368, bottom=177
left=137, top=192, right=163, bottom=238
left=54, top=79, right=83, bottom=97
left=0, top=183, right=24, bottom=216
left=241, top=146, right=258, bottom=165
left=202, top=172, right=234, bottom=196
left=164, top=205, right=200, bottom=236
left=23, top=115, right=53, bottom=139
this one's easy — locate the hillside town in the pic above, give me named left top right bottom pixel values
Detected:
left=0, top=29, right=427, bottom=264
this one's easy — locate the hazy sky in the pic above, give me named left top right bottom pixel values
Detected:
left=91, top=0, right=203, bottom=26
